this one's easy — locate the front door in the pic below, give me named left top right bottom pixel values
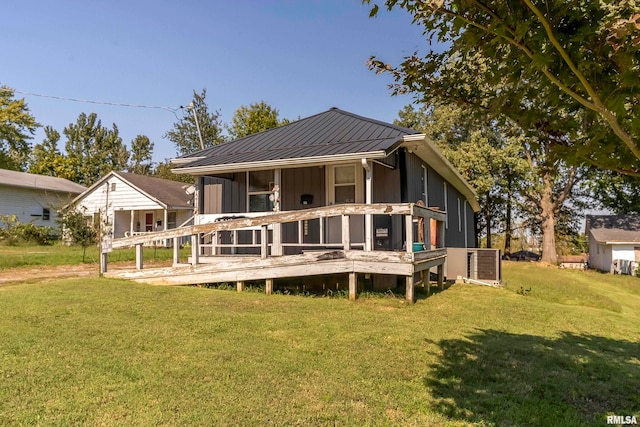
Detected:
left=326, top=164, right=364, bottom=245
left=145, top=213, right=154, bottom=232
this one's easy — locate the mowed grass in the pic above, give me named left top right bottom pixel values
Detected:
left=1, top=261, right=639, bottom=426
left=0, top=243, right=190, bottom=269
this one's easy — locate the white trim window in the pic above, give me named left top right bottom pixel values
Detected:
left=421, top=165, right=428, bottom=205
left=247, top=170, right=275, bottom=212
left=457, top=198, right=462, bottom=233
left=444, top=182, right=448, bottom=229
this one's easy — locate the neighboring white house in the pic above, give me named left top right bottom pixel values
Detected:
left=586, top=214, right=640, bottom=274
left=0, top=168, right=86, bottom=227
left=69, top=171, right=194, bottom=244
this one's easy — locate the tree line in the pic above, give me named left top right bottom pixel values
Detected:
left=367, top=0, right=639, bottom=263
left=0, top=87, right=287, bottom=186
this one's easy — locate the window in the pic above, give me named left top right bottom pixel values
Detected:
left=248, top=170, right=275, bottom=212
left=421, top=165, right=428, bottom=204
left=167, top=212, right=177, bottom=229
left=457, top=198, right=461, bottom=232
left=333, top=165, right=356, bottom=204
left=110, top=182, right=116, bottom=192
left=42, top=208, right=50, bottom=221
left=443, top=182, right=448, bottom=229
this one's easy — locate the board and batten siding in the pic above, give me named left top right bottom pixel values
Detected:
left=0, top=185, right=74, bottom=227
left=402, top=150, right=475, bottom=248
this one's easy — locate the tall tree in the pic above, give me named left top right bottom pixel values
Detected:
left=227, top=101, right=289, bottom=139
left=366, top=0, right=640, bottom=174
left=62, top=112, right=129, bottom=186
left=164, top=88, right=225, bottom=156
left=0, top=85, right=40, bottom=171
left=29, top=126, right=66, bottom=176
left=128, top=135, right=154, bottom=175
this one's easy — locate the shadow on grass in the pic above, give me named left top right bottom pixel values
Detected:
left=424, top=330, right=640, bottom=426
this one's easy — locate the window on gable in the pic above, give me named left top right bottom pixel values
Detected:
left=111, top=182, right=116, bottom=192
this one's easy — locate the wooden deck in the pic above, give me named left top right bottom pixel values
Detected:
left=101, top=203, right=448, bottom=302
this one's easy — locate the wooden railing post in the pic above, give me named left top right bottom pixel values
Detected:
left=405, top=214, right=414, bottom=253
left=342, top=215, right=350, bottom=250
left=261, top=225, right=268, bottom=259
left=136, top=244, right=143, bottom=270
left=191, top=234, right=199, bottom=266
left=172, top=237, right=179, bottom=266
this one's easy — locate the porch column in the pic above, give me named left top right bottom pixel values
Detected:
left=272, top=168, right=283, bottom=256
left=437, top=263, right=445, bottom=290
left=362, top=159, right=373, bottom=251
left=130, top=210, right=134, bottom=236
left=163, top=209, right=169, bottom=247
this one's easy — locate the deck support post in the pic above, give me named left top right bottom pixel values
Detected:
left=261, top=225, right=268, bottom=259
left=172, top=237, right=180, bottom=266
left=191, top=234, right=199, bottom=266
left=348, top=272, right=357, bottom=301
left=237, top=281, right=245, bottom=292
left=265, top=278, right=273, bottom=295
left=136, top=244, right=143, bottom=270
left=100, top=252, right=108, bottom=274
left=437, top=263, right=445, bottom=290
left=342, top=215, right=350, bottom=250
left=405, top=275, right=415, bottom=303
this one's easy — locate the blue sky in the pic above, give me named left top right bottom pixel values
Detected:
left=2, top=1, right=427, bottom=162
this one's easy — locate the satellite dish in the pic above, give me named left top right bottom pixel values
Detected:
left=184, top=185, right=196, bottom=195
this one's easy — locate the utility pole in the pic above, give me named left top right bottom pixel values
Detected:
left=190, top=101, right=205, bottom=150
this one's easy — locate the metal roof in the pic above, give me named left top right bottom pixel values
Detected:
left=587, top=214, right=640, bottom=243
left=174, top=108, right=418, bottom=169
left=0, top=168, right=86, bottom=194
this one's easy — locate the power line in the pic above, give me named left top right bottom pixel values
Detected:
left=1, top=87, right=182, bottom=113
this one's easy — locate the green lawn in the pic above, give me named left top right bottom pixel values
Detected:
left=0, top=261, right=638, bottom=426
left=0, top=243, right=190, bottom=269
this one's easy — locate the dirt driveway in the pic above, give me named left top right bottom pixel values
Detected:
left=0, top=264, right=99, bottom=286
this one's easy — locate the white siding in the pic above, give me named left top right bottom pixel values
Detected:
left=75, top=176, right=165, bottom=239
left=77, top=175, right=163, bottom=214
left=612, top=245, right=636, bottom=262
left=0, top=185, right=76, bottom=227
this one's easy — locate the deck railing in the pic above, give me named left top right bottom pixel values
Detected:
left=102, top=203, right=446, bottom=272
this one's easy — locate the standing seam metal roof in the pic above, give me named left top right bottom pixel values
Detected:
left=174, top=108, right=418, bottom=169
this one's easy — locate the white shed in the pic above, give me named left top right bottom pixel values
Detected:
left=0, top=168, right=86, bottom=227
left=586, top=215, right=640, bottom=274
left=69, top=171, right=194, bottom=244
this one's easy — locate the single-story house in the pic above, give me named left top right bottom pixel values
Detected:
left=0, top=168, right=86, bottom=227
left=586, top=214, right=640, bottom=273
left=69, top=171, right=194, bottom=244
left=170, top=108, right=495, bottom=280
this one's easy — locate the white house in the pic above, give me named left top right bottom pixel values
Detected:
left=0, top=168, right=86, bottom=227
left=69, top=171, right=194, bottom=243
left=586, top=214, right=640, bottom=274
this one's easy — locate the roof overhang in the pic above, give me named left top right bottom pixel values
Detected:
left=400, top=134, right=480, bottom=212
left=170, top=151, right=389, bottom=175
